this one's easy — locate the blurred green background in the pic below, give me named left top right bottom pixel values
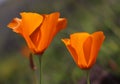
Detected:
left=0, top=0, right=120, bottom=84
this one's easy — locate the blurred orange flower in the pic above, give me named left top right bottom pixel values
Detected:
left=8, top=12, right=67, bottom=55
left=21, top=46, right=31, bottom=58
left=62, top=31, right=105, bottom=69
left=21, top=46, right=36, bottom=70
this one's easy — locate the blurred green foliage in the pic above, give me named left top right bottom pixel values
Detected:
left=0, top=0, right=120, bottom=84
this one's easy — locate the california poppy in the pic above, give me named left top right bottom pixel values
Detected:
left=7, top=12, right=67, bottom=55
left=62, top=31, right=105, bottom=69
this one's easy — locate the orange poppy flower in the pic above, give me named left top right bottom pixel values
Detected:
left=7, top=12, right=67, bottom=55
left=62, top=31, right=105, bottom=69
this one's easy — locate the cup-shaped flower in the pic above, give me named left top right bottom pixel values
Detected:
left=62, top=31, right=105, bottom=69
left=7, top=12, right=67, bottom=55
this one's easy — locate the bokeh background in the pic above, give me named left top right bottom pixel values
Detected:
left=0, top=0, right=120, bottom=84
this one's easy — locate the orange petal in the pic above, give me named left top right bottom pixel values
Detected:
left=56, top=18, right=67, bottom=33
left=47, top=18, right=67, bottom=44
left=23, top=34, right=36, bottom=53
left=20, top=12, right=43, bottom=35
left=7, top=18, right=22, bottom=34
left=83, top=36, right=93, bottom=66
left=61, top=39, right=78, bottom=64
left=47, top=18, right=67, bottom=47
left=37, top=12, right=60, bottom=52
left=88, top=31, right=105, bottom=67
left=70, top=33, right=90, bottom=68
left=30, top=26, right=41, bottom=48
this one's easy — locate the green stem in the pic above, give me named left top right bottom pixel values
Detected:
left=86, top=70, right=90, bottom=84
left=38, top=56, right=42, bottom=84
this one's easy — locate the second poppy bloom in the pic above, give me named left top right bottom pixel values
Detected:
left=7, top=12, right=67, bottom=55
left=62, top=31, right=105, bottom=69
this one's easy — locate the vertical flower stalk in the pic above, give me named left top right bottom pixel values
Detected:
left=62, top=31, right=105, bottom=84
left=7, top=12, right=67, bottom=84
left=86, top=70, right=90, bottom=84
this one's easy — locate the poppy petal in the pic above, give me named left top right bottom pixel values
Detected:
left=37, top=12, right=60, bottom=52
left=47, top=18, right=67, bottom=48
left=7, top=18, right=22, bottom=34
left=83, top=36, right=93, bottom=67
left=61, top=39, right=78, bottom=64
left=70, top=33, right=90, bottom=68
left=88, top=31, right=105, bottom=67
left=20, top=12, right=43, bottom=35
left=30, top=27, right=41, bottom=48
left=22, top=34, right=37, bottom=53
left=56, top=18, right=67, bottom=33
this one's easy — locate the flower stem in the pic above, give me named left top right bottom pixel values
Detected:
left=38, top=56, right=42, bottom=84
left=86, top=70, right=90, bottom=84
